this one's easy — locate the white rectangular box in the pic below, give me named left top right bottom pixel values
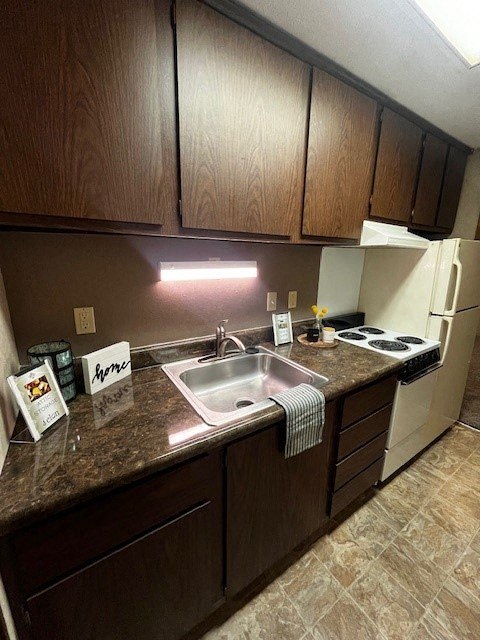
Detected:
left=82, top=342, right=131, bottom=395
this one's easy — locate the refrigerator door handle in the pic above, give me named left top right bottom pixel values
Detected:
left=439, top=316, right=454, bottom=364
left=445, top=254, right=463, bottom=316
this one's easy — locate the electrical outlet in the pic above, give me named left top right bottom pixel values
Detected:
left=266, top=292, right=277, bottom=311
left=74, top=307, right=96, bottom=335
left=288, top=290, right=297, bottom=309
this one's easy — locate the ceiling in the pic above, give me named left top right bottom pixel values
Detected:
left=239, top=0, right=480, bottom=148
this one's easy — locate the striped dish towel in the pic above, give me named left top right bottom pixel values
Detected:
left=269, top=383, right=325, bottom=458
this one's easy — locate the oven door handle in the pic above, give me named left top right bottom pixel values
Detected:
left=401, top=364, right=442, bottom=385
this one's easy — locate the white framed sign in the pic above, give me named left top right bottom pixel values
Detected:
left=8, top=360, right=69, bottom=442
left=82, top=341, right=131, bottom=395
left=272, top=312, right=293, bottom=346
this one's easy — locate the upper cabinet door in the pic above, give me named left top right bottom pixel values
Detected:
left=176, top=0, right=310, bottom=236
left=0, top=0, right=177, bottom=224
left=303, top=70, right=378, bottom=239
left=412, top=134, right=448, bottom=228
left=370, top=109, right=423, bottom=223
left=436, top=147, right=469, bottom=230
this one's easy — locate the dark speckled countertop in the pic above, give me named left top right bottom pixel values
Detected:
left=0, top=339, right=402, bottom=535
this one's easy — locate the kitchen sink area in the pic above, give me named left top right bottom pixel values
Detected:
left=162, top=346, right=328, bottom=426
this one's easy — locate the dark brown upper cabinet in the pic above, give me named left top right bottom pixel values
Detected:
left=303, top=70, right=378, bottom=239
left=370, top=108, right=423, bottom=223
left=176, top=0, right=310, bottom=236
left=0, top=0, right=177, bottom=224
left=411, top=134, right=449, bottom=228
left=436, top=146, right=469, bottom=230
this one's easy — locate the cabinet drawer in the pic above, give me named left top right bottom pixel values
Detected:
left=334, top=431, right=387, bottom=490
left=330, top=458, right=383, bottom=517
left=14, top=451, right=222, bottom=595
left=342, top=375, right=396, bottom=429
left=338, top=404, right=392, bottom=461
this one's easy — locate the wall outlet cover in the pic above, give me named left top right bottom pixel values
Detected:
left=288, top=290, right=297, bottom=309
left=74, top=307, right=96, bottom=335
left=266, top=292, right=277, bottom=311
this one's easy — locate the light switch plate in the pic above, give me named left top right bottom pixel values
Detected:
left=288, top=290, right=297, bottom=309
left=74, top=307, right=96, bottom=335
left=266, top=292, right=277, bottom=311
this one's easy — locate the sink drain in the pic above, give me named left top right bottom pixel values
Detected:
left=235, top=398, right=255, bottom=409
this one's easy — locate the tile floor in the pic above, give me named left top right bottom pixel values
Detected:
left=202, top=424, right=480, bottom=640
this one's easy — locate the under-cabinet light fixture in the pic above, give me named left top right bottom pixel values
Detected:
left=159, top=260, right=258, bottom=281
left=408, top=0, right=480, bottom=68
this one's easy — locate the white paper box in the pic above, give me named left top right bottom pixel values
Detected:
left=82, top=342, right=131, bottom=395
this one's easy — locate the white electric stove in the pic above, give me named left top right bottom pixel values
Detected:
left=335, top=325, right=442, bottom=480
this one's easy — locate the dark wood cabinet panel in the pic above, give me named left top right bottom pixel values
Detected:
left=338, top=404, right=392, bottom=460
left=176, top=0, right=310, bottom=236
left=303, top=69, right=378, bottom=239
left=330, top=459, right=383, bottom=517
left=412, top=135, right=448, bottom=227
left=334, top=431, right=387, bottom=490
left=436, top=146, right=469, bottom=230
left=227, top=403, right=335, bottom=596
left=0, top=0, right=177, bottom=224
left=27, top=500, right=223, bottom=640
left=370, top=109, right=423, bottom=222
left=342, top=375, right=397, bottom=429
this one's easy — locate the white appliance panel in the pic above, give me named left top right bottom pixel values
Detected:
left=427, top=306, right=480, bottom=425
left=381, top=418, right=450, bottom=481
left=431, top=239, right=480, bottom=315
left=359, top=243, right=440, bottom=336
left=387, top=368, right=439, bottom=448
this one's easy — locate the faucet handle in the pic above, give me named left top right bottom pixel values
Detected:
left=216, top=319, right=228, bottom=338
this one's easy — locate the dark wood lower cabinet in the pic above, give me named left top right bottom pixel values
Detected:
left=226, top=403, right=336, bottom=596
left=27, top=501, right=222, bottom=640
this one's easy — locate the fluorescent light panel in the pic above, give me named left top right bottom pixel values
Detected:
left=410, top=0, right=480, bottom=67
left=160, top=261, right=258, bottom=281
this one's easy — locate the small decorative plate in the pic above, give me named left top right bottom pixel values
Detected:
left=297, top=334, right=339, bottom=349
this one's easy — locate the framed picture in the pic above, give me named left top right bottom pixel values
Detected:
left=272, top=311, right=293, bottom=346
left=8, top=359, right=69, bottom=442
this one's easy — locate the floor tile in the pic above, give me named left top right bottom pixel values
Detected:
left=452, top=459, right=480, bottom=486
left=467, top=449, right=480, bottom=466
left=279, top=550, right=343, bottom=627
left=442, top=424, right=480, bottom=451
left=367, top=474, right=422, bottom=532
left=421, top=495, right=479, bottom=544
left=428, top=578, right=480, bottom=640
left=377, top=536, right=447, bottom=607
left=437, top=476, right=480, bottom=521
left=453, top=547, right=480, bottom=599
left=470, top=528, right=480, bottom=555
left=420, top=439, right=471, bottom=475
left=403, top=458, right=448, bottom=497
left=400, top=511, right=468, bottom=572
left=313, top=504, right=396, bottom=587
left=311, top=592, right=384, bottom=640
left=413, top=611, right=457, bottom=640
left=202, top=581, right=307, bottom=640
left=348, top=561, right=423, bottom=640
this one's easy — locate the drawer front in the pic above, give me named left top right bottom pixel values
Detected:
left=14, top=451, right=222, bottom=596
left=342, top=375, right=397, bottom=429
left=338, top=404, right=392, bottom=461
left=334, top=431, right=387, bottom=490
left=330, top=459, right=383, bottom=517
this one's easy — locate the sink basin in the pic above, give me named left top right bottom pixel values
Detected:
left=162, top=346, right=328, bottom=426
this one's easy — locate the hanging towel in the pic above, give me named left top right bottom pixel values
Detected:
left=269, top=383, right=325, bottom=458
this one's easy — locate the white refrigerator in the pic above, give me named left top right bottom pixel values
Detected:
left=359, top=238, right=480, bottom=477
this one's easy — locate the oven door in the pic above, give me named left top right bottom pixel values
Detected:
left=387, top=367, right=440, bottom=449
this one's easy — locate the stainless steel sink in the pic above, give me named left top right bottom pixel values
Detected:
left=162, top=346, right=328, bottom=426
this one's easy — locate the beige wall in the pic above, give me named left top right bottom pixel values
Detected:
left=0, top=268, right=19, bottom=473
left=0, top=232, right=322, bottom=362
left=451, top=149, right=480, bottom=241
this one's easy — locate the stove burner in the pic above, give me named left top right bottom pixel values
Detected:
left=396, top=336, right=425, bottom=345
left=369, top=340, right=410, bottom=352
left=358, top=327, right=385, bottom=335
left=338, top=331, right=367, bottom=341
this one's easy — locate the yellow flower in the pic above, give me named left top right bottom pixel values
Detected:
left=311, top=304, right=319, bottom=316
left=321, top=306, right=328, bottom=314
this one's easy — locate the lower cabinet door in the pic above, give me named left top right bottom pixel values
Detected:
left=226, top=404, right=335, bottom=596
left=27, top=500, right=223, bottom=640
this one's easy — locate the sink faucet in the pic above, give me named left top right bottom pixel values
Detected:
left=216, top=320, right=246, bottom=358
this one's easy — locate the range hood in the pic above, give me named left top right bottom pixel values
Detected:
left=359, top=221, right=430, bottom=249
